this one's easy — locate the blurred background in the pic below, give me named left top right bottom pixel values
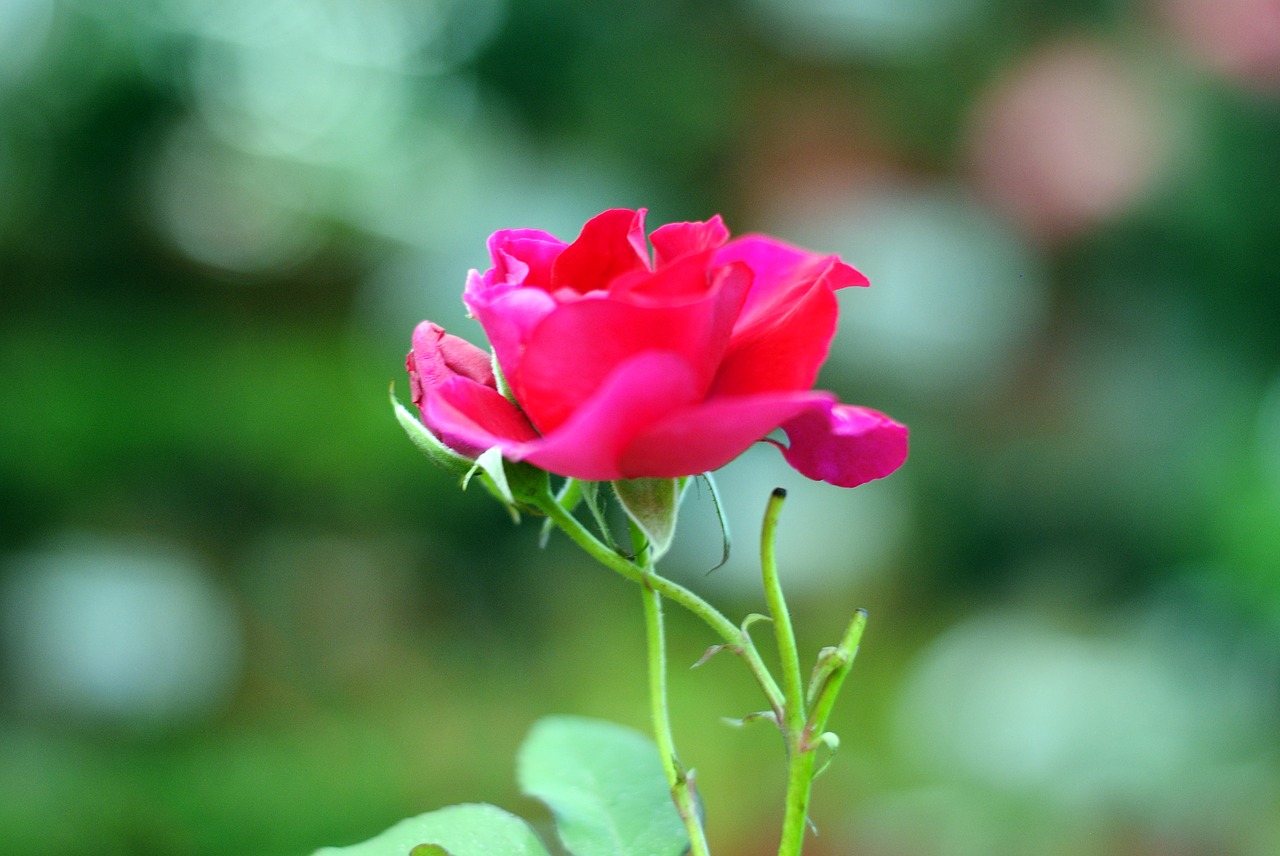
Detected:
left=2, top=0, right=1279, bottom=854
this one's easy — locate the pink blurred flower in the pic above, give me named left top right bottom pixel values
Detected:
left=407, top=208, right=907, bottom=487
left=1159, top=0, right=1280, bottom=88
left=967, top=42, right=1168, bottom=241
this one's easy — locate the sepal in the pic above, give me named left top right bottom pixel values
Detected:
left=463, top=448, right=550, bottom=522
left=720, top=709, right=779, bottom=729
left=392, top=383, right=473, bottom=477
left=491, top=351, right=517, bottom=402
left=394, top=384, right=549, bottom=519
left=699, top=472, right=732, bottom=570
left=613, top=477, right=689, bottom=562
left=580, top=480, right=619, bottom=551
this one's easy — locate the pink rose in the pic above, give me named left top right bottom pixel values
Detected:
left=406, top=208, right=907, bottom=488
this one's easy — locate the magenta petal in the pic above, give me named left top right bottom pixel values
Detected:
left=425, top=376, right=540, bottom=458
left=710, top=277, right=837, bottom=397
left=650, top=215, right=730, bottom=269
left=486, top=228, right=565, bottom=287
left=608, top=249, right=718, bottom=303
left=717, top=236, right=869, bottom=335
left=466, top=286, right=558, bottom=388
left=517, top=352, right=702, bottom=481
left=621, top=391, right=830, bottom=478
left=407, top=321, right=496, bottom=417
left=409, top=322, right=493, bottom=386
left=516, top=259, right=750, bottom=433
left=780, top=400, right=909, bottom=488
left=551, top=208, right=651, bottom=293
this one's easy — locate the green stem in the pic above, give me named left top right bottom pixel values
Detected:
left=778, top=748, right=816, bottom=856
left=760, top=489, right=805, bottom=725
left=642, top=576, right=711, bottom=856
left=806, top=610, right=867, bottom=738
left=759, top=488, right=811, bottom=856
left=536, top=490, right=785, bottom=714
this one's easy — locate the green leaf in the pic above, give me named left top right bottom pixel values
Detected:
left=517, top=716, right=689, bottom=856
left=391, top=384, right=472, bottom=477
left=612, top=478, right=686, bottom=562
left=698, top=473, right=731, bottom=570
left=312, top=803, right=551, bottom=856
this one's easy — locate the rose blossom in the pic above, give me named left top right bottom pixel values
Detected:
left=406, top=208, right=907, bottom=488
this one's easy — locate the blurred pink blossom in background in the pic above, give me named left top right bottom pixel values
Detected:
left=966, top=41, right=1170, bottom=241
left=1159, top=0, right=1280, bottom=88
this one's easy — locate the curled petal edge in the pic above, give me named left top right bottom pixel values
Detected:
left=776, top=400, right=909, bottom=488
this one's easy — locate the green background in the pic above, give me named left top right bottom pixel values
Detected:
left=3, top=1, right=1279, bottom=854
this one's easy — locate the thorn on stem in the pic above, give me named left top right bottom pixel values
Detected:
left=691, top=644, right=728, bottom=668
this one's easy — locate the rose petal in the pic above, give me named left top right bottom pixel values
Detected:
left=515, top=257, right=750, bottom=432
left=716, top=236, right=868, bottom=336
left=620, top=391, right=833, bottom=478
left=778, top=400, right=909, bottom=488
left=608, top=249, right=745, bottom=305
left=709, top=277, right=838, bottom=397
left=465, top=286, right=558, bottom=389
left=484, top=228, right=565, bottom=289
left=650, top=215, right=730, bottom=269
left=550, top=208, right=651, bottom=293
left=424, top=375, right=541, bottom=458
left=407, top=321, right=496, bottom=412
left=516, top=352, right=702, bottom=481
left=430, top=352, right=708, bottom=480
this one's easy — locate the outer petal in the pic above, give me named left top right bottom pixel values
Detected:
left=620, top=390, right=833, bottom=478
left=465, top=285, right=558, bottom=389
left=516, top=352, right=702, bottom=481
left=430, top=352, right=706, bottom=481
left=716, top=235, right=868, bottom=336
left=709, top=276, right=838, bottom=397
left=407, top=321, right=495, bottom=410
left=550, top=208, right=651, bottom=293
left=424, top=376, right=541, bottom=459
left=778, top=400, right=909, bottom=488
left=514, top=258, right=751, bottom=433
left=482, top=228, right=565, bottom=290
left=650, top=215, right=730, bottom=269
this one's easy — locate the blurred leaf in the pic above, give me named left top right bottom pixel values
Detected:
left=517, top=716, right=688, bottom=856
left=312, top=803, right=550, bottom=856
